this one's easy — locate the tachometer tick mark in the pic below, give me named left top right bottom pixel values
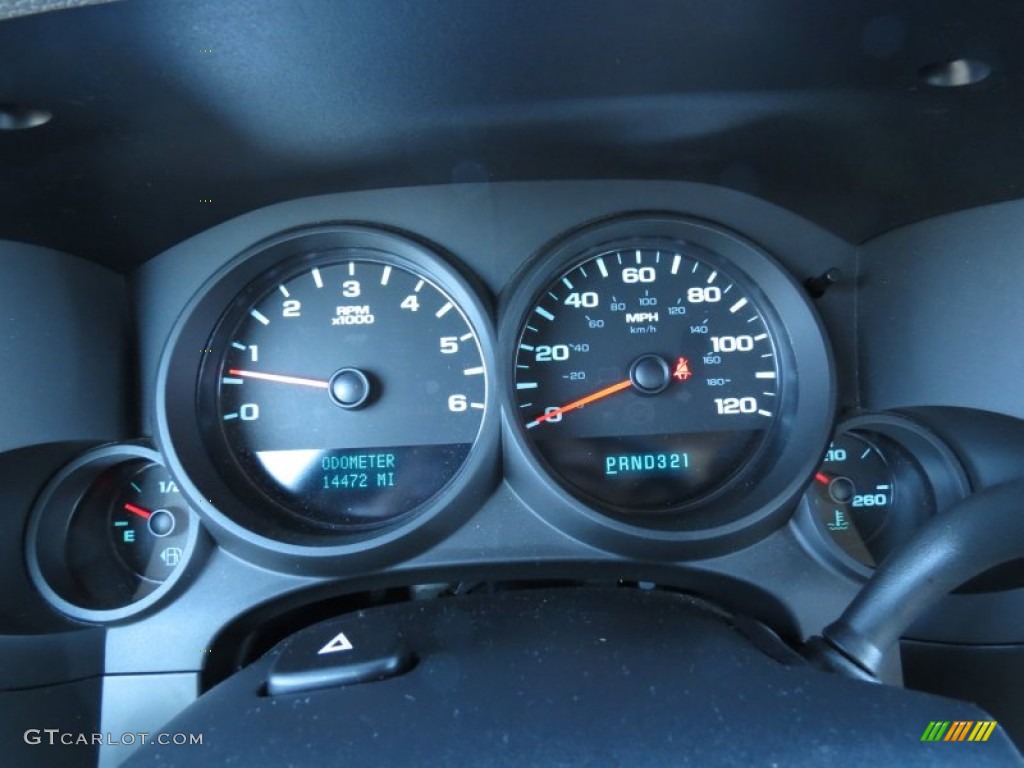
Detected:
left=278, top=285, right=290, bottom=298
left=312, top=268, right=323, bottom=288
left=231, top=342, right=247, bottom=350
left=380, top=265, right=392, bottom=285
left=250, top=309, right=270, bottom=325
left=460, top=332, right=474, bottom=341
left=414, top=279, right=425, bottom=293
left=435, top=301, right=453, bottom=318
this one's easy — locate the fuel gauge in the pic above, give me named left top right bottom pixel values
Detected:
left=26, top=444, right=202, bottom=622
left=109, top=463, right=190, bottom=583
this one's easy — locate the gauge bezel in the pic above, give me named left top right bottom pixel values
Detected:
left=156, top=224, right=500, bottom=574
left=793, top=412, right=971, bottom=579
left=499, top=213, right=836, bottom=559
left=24, top=444, right=206, bottom=624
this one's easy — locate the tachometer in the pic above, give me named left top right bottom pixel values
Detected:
left=158, top=226, right=498, bottom=566
left=502, top=215, right=834, bottom=548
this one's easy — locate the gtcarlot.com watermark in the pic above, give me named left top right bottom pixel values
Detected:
left=24, top=729, right=203, bottom=747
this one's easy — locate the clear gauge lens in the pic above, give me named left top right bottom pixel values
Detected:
left=199, top=256, right=487, bottom=530
left=513, top=241, right=781, bottom=513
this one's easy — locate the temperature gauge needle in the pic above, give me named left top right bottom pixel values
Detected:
left=227, top=369, right=329, bottom=389
left=124, top=502, right=152, bottom=520
left=527, top=379, right=633, bottom=429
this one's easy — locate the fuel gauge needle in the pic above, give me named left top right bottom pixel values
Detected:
left=227, top=369, right=329, bottom=389
left=124, top=503, right=152, bottom=520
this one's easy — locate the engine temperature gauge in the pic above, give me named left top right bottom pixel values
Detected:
left=807, top=434, right=894, bottom=568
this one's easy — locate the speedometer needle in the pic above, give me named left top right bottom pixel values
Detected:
left=526, top=379, right=633, bottom=429
left=227, top=369, right=329, bottom=389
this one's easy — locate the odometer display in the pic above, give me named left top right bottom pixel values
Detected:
left=513, top=240, right=781, bottom=513
left=200, top=256, right=487, bottom=530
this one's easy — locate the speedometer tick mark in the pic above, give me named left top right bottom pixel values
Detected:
left=747, top=315, right=760, bottom=323
left=616, top=252, right=623, bottom=265
left=597, top=258, right=608, bottom=277
left=562, top=277, right=574, bottom=290
left=635, top=249, right=642, bottom=265
left=707, top=270, right=718, bottom=284
left=861, top=449, right=872, bottom=460
left=671, top=254, right=681, bottom=274
left=757, top=409, right=773, bottom=417
left=535, top=307, right=555, bottom=321
left=526, top=325, right=538, bottom=332
left=754, top=333, right=768, bottom=341
left=519, top=343, right=535, bottom=351
left=723, top=284, right=733, bottom=294
left=517, top=382, right=539, bottom=390
left=548, top=292, right=559, bottom=301
left=691, top=262, right=699, bottom=274
left=761, top=353, right=773, bottom=358
left=729, top=297, right=748, bottom=313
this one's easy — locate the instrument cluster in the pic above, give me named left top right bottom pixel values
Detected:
left=21, top=195, right=972, bottom=620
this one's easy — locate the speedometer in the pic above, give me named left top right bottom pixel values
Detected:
left=502, top=215, right=834, bottom=539
left=514, top=242, right=778, bottom=512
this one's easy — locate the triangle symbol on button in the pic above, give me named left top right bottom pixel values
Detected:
left=317, top=631, right=354, bottom=655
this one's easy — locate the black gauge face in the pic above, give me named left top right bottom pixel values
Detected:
left=807, top=434, right=894, bottom=568
left=108, top=463, right=191, bottom=582
left=513, top=241, right=781, bottom=513
left=199, top=255, right=487, bottom=529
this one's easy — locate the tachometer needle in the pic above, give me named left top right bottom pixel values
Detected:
left=124, top=503, right=152, bottom=520
left=815, top=472, right=831, bottom=485
left=526, top=379, right=633, bottom=429
left=227, top=369, right=329, bottom=389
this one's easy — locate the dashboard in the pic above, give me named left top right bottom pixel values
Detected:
left=4, top=1, right=1024, bottom=766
